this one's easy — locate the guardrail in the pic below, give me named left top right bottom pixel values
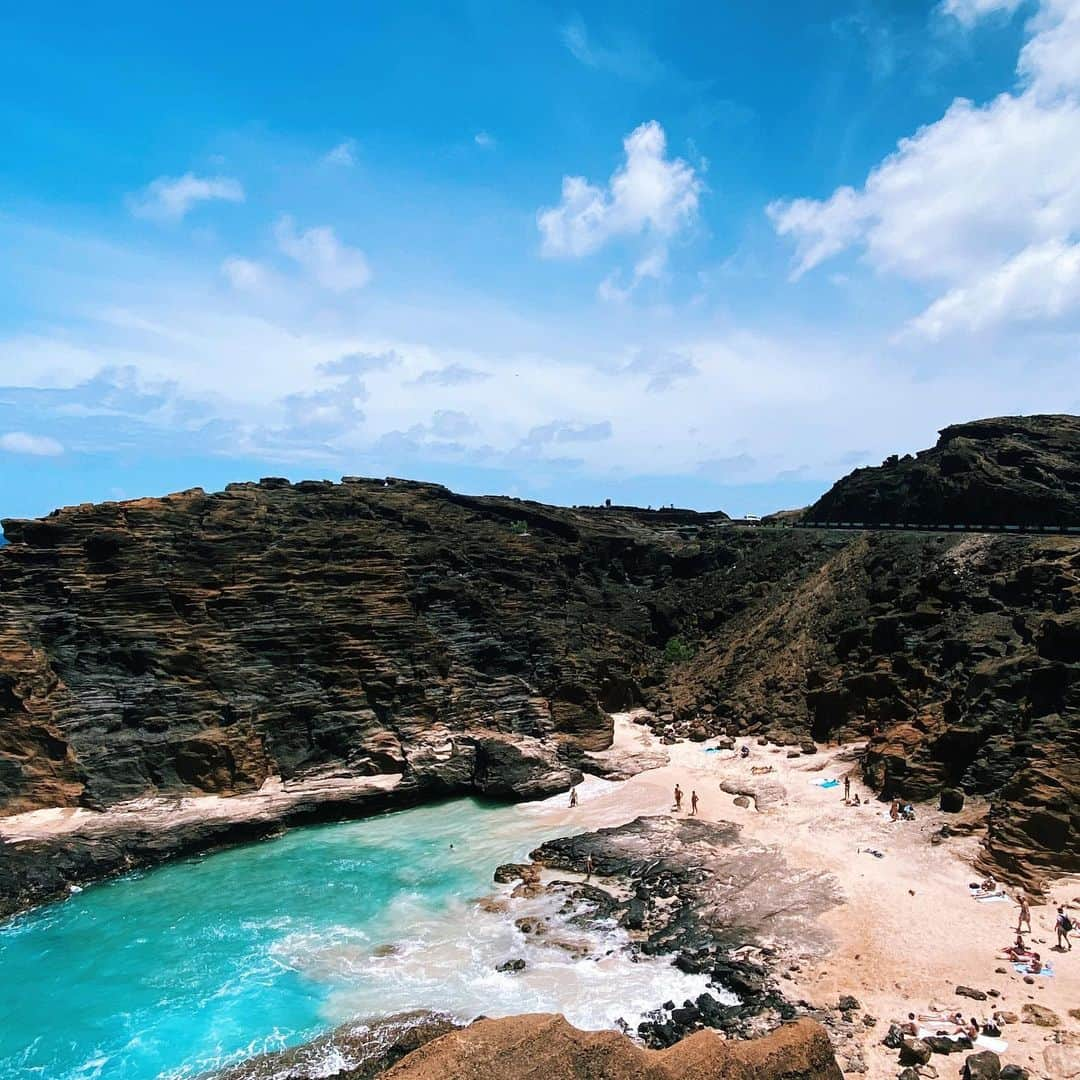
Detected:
left=730, top=520, right=1080, bottom=534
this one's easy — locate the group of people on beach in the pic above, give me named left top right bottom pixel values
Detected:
left=990, top=881, right=1073, bottom=979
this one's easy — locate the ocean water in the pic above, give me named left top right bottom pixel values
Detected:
left=0, top=791, right=717, bottom=1080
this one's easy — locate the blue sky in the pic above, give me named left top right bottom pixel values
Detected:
left=2, top=0, right=1078, bottom=521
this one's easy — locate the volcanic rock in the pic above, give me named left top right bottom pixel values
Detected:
left=805, top=415, right=1080, bottom=526
left=379, top=1013, right=844, bottom=1079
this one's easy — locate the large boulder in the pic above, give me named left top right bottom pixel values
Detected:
left=379, top=1014, right=844, bottom=1079
left=963, top=1049, right=1001, bottom=1080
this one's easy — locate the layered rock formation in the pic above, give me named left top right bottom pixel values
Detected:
left=669, top=531, right=1080, bottom=884
left=807, top=414, right=1080, bottom=526
left=1, top=414, right=1078, bottom=910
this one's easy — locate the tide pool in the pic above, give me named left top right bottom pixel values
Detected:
left=0, top=793, right=715, bottom=1080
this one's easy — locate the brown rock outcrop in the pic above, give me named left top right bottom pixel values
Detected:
left=806, top=414, right=1080, bottom=526
left=669, top=531, right=1080, bottom=885
left=379, top=1014, right=843, bottom=1080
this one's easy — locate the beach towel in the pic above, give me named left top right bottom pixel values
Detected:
left=814, top=778, right=840, bottom=789
left=1012, top=961, right=1054, bottom=977
left=917, top=1029, right=1007, bottom=1054
left=974, top=893, right=1008, bottom=903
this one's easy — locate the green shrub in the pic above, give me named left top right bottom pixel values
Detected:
left=663, top=636, right=695, bottom=664
left=509, top=519, right=529, bottom=535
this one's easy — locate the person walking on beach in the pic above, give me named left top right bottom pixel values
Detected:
left=569, top=787, right=578, bottom=808
left=673, top=784, right=683, bottom=812
left=1017, top=895, right=1031, bottom=935
left=690, top=790, right=699, bottom=816
left=584, top=853, right=594, bottom=881
left=843, top=776, right=851, bottom=803
left=1056, top=906, right=1073, bottom=951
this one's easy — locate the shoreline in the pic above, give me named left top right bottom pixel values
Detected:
left=3, top=714, right=1078, bottom=1079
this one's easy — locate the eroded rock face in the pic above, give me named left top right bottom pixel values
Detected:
left=378, top=1014, right=844, bottom=1080
left=806, top=414, right=1080, bottom=526
left=669, top=532, right=1080, bottom=884
left=1, top=455, right=1078, bottom=900
left=1, top=479, right=725, bottom=816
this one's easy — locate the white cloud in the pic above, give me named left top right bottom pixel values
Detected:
left=474, top=131, right=495, bottom=148
left=1019, top=0, right=1080, bottom=99
left=537, top=121, right=703, bottom=258
left=907, top=238, right=1080, bottom=338
left=275, top=216, right=372, bottom=292
left=940, top=0, right=1024, bottom=27
left=323, top=139, right=358, bottom=166
left=129, top=173, right=245, bottom=221
left=559, top=15, right=665, bottom=82
left=1, top=431, right=64, bottom=456
left=221, top=256, right=266, bottom=291
left=770, top=0, right=1080, bottom=335
left=597, top=248, right=667, bottom=302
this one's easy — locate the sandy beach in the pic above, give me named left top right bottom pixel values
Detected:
left=534, top=714, right=1080, bottom=1080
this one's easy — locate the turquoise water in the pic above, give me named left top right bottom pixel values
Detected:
left=0, top=792, right=714, bottom=1080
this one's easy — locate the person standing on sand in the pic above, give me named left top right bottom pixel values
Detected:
left=1016, top=895, right=1031, bottom=934
left=843, top=776, right=851, bottom=802
left=690, top=790, right=699, bottom=816
left=569, top=787, right=578, bottom=808
left=584, top=854, right=593, bottom=881
left=673, top=784, right=683, bottom=811
left=1056, top=906, right=1073, bottom=950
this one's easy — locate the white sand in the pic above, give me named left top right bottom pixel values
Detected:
left=553, top=713, right=1079, bottom=1080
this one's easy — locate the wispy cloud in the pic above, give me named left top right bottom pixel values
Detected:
left=474, top=131, right=496, bottom=148
left=559, top=14, right=665, bottom=82
left=275, top=216, right=372, bottom=292
left=220, top=256, right=266, bottom=291
left=129, top=173, right=245, bottom=221
left=413, top=363, right=491, bottom=386
left=323, top=138, right=358, bottom=166
left=0, top=431, right=64, bottom=456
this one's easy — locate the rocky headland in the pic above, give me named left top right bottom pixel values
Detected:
left=806, top=414, right=1080, bottom=526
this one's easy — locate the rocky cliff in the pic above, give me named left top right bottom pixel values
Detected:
left=668, top=531, right=1080, bottom=883
left=1, top=418, right=1078, bottom=908
left=0, top=479, right=731, bottom=817
left=807, top=414, right=1080, bottom=525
